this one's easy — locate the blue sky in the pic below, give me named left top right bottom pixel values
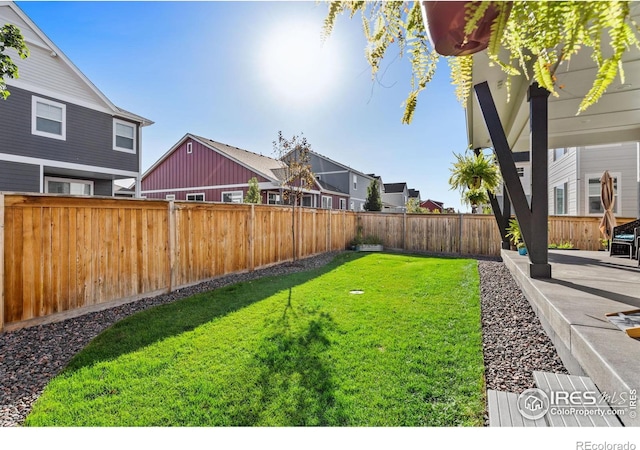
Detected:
left=17, top=1, right=470, bottom=211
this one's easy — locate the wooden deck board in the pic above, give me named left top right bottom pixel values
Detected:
left=487, top=390, right=547, bottom=427
left=533, top=371, right=623, bottom=427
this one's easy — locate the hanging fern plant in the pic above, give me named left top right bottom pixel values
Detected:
left=323, top=1, right=640, bottom=123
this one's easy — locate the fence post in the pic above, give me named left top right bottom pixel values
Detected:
left=403, top=212, right=407, bottom=251
left=459, top=213, right=464, bottom=255
left=167, top=200, right=176, bottom=292
left=0, top=194, right=4, bottom=332
left=328, top=209, right=332, bottom=251
left=249, top=204, right=255, bottom=271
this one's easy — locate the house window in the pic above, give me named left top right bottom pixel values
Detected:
left=554, top=183, right=567, bottom=215
left=45, top=176, right=92, bottom=195
left=353, top=175, right=357, bottom=190
left=186, top=193, right=205, bottom=201
left=350, top=200, right=354, bottom=210
left=302, top=195, right=312, bottom=207
left=268, top=193, right=281, bottom=205
left=516, top=167, right=525, bottom=177
left=553, top=147, right=567, bottom=161
left=588, top=175, right=619, bottom=214
left=166, top=194, right=176, bottom=200
left=339, top=198, right=346, bottom=210
left=321, top=196, right=332, bottom=209
left=32, top=96, right=66, bottom=140
left=113, top=119, right=136, bottom=153
left=222, top=191, right=242, bottom=203
left=186, top=142, right=193, bottom=154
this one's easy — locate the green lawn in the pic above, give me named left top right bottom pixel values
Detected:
left=25, top=252, right=485, bottom=426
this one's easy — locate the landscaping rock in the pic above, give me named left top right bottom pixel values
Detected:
left=478, top=260, right=568, bottom=426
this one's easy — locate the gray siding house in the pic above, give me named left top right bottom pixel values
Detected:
left=382, top=182, right=409, bottom=213
left=548, top=142, right=640, bottom=218
left=304, top=151, right=375, bottom=211
left=0, top=2, right=152, bottom=197
left=496, top=143, right=640, bottom=218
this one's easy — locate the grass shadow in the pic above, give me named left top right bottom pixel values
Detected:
left=64, top=252, right=367, bottom=373
left=230, top=296, right=346, bottom=425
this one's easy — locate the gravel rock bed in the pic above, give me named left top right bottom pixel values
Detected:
left=1, top=254, right=567, bottom=427
left=479, top=260, right=568, bottom=425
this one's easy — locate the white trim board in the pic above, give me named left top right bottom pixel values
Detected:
left=0, top=152, right=139, bottom=178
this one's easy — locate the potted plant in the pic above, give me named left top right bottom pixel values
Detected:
left=419, top=1, right=512, bottom=57
left=449, top=150, right=500, bottom=214
left=506, top=218, right=525, bottom=253
left=517, top=242, right=528, bottom=256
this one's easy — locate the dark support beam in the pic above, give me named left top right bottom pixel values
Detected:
left=527, top=83, right=551, bottom=278
left=473, top=81, right=551, bottom=278
left=478, top=142, right=510, bottom=248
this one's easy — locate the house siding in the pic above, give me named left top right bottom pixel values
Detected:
left=141, top=138, right=270, bottom=193
left=578, top=143, right=639, bottom=217
left=310, top=154, right=350, bottom=194
left=548, top=147, right=578, bottom=215
left=1, top=4, right=108, bottom=109
left=0, top=160, right=40, bottom=192
left=0, top=86, right=139, bottom=172
left=350, top=173, right=374, bottom=211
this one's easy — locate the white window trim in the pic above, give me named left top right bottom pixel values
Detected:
left=339, top=198, right=346, bottom=210
left=186, top=192, right=205, bottom=201
left=32, top=96, right=66, bottom=141
left=186, top=142, right=193, bottom=154
left=322, top=195, right=333, bottom=209
left=44, top=176, right=93, bottom=195
left=221, top=190, right=243, bottom=203
left=585, top=172, right=621, bottom=216
left=553, top=182, right=567, bottom=215
left=113, top=118, right=137, bottom=153
left=353, top=174, right=357, bottom=190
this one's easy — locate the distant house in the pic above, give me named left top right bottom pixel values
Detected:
left=140, top=134, right=348, bottom=209
left=420, top=199, right=444, bottom=213
left=287, top=149, right=376, bottom=211
left=0, top=2, right=153, bottom=197
left=408, top=189, right=421, bottom=202
left=382, top=182, right=409, bottom=213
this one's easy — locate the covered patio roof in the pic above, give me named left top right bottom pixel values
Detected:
left=466, top=2, right=640, bottom=153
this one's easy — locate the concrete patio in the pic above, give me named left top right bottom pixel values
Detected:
left=502, top=249, right=640, bottom=426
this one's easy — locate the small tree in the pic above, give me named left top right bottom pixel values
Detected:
left=1, top=24, right=29, bottom=100
left=406, top=197, right=427, bottom=214
left=244, top=177, right=262, bottom=204
left=364, top=179, right=382, bottom=211
left=273, top=131, right=316, bottom=262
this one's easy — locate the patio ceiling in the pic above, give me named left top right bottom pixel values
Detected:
left=467, top=2, right=640, bottom=153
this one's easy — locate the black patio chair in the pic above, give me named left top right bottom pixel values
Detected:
left=609, top=219, right=640, bottom=259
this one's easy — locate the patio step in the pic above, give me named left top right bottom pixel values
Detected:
left=487, top=372, right=623, bottom=427
left=487, top=390, right=547, bottom=427
left=532, top=371, right=623, bottom=427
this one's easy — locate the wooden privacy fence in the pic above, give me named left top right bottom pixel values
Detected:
left=357, top=212, right=503, bottom=257
left=1, top=193, right=633, bottom=332
left=547, top=216, right=636, bottom=250
left=357, top=212, right=638, bottom=255
left=0, top=194, right=357, bottom=331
